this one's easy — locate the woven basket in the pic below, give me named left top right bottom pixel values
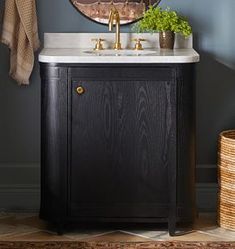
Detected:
left=218, top=130, right=235, bottom=231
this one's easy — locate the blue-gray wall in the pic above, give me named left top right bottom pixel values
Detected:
left=0, top=0, right=235, bottom=211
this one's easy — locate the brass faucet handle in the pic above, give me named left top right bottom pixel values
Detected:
left=132, top=38, right=146, bottom=41
left=132, top=38, right=146, bottom=50
left=91, top=38, right=105, bottom=50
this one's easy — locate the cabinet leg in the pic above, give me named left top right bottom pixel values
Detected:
left=169, top=219, right=194, bottom=236
left=56, top=223, right=64, bottom=236
left=168, top=219, right=177, bottom=236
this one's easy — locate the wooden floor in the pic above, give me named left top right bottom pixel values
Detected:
left=0, top=212, right=234, bottom=242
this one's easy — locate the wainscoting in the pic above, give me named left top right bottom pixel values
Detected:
left=0, top=163, right=217, bottom=212
left=196, top=164, right=218, bottom=212
left=0, top=163, right=40, bottom=212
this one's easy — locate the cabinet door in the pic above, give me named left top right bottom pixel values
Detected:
left=69, top=67, right=176, bottom=218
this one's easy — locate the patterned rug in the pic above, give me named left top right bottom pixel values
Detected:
left=0, top=241, right=235, bottom=249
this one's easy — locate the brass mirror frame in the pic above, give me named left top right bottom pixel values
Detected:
left=69, top=0, right=162, bottom=26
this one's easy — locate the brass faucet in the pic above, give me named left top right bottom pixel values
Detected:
left=108, top=7, right=122, bottom=50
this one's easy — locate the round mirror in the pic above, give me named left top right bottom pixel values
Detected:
left=70, top=0, right=162, bottom=25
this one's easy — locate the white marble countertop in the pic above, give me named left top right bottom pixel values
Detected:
left=39, top=33, right=200, bottom=64
left=39, top=48, right=199, bottom=64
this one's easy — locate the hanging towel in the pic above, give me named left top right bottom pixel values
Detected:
left=1, top=0, right=40, bottom=85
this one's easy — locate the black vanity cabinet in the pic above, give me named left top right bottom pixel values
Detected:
left=40, top=63, right=195, bottom=235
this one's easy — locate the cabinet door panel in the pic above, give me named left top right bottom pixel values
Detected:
left=69, top=77, right=176, bottom=217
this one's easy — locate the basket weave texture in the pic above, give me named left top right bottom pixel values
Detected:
left=218, top=130, right=235, bottom=231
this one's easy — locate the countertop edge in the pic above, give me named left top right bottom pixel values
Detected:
left=39, top=49, right=200, bottom=64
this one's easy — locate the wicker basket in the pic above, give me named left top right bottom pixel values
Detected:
left=218, top=130, right=235, bottom=231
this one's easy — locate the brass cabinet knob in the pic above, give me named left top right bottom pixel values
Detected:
left=132, top=38, right=146, bottom=50
left=91, top=38, right=105, bottom=50
left=76, top=86, right=85, bottom=95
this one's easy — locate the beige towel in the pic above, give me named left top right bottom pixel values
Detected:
left=1, top=0, right=40, bottom=85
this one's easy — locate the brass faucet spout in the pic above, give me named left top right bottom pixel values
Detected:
left=108, top=10, right=113, bottom=31
left=108, top=7, right=122, bottom=50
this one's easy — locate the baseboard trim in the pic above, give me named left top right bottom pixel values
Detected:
left=0, top=184, right=40, bottom=212
left=0, top=184, right=40, bottom=192
left=0, top=183, right=218, bottom=213
left=0, top=163, right=218, bottom=212
left=0, top=162, right=39, bottom=168
left=196, top=183, right=218, bottom=212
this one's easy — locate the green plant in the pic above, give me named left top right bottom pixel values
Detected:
left=134, top=6, right=192, bottom=37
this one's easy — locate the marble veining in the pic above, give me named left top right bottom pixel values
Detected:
left=39, top=33, right=199, bottom=64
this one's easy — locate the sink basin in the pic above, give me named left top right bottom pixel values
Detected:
left=83, top=49, right=158, bottom=56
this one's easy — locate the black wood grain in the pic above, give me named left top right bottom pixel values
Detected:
left=69, top=75, right=175, bottom=217
left=176, top=64, right=196, bottom=220
left=40, top=63, right=196, bottom=233
left=40, top=65, right=68, bottom=222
